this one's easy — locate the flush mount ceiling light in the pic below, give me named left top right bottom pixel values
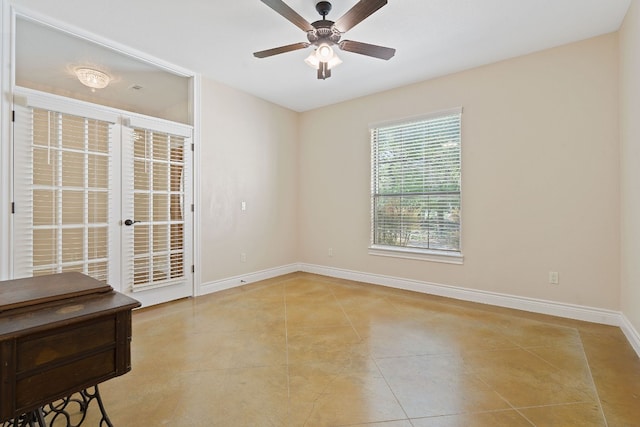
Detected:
left=75, top=67, right=111, bottom=91
left=253, top=0, right=395, bottom=80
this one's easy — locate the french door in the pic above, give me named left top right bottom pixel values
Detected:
left=12, top=91, right=193, bottom=306
left=121, top=116, right=193, bottom=305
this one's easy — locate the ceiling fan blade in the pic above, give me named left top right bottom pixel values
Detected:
left=260, top=0, right=314, bottom=32
left=339, top=40, right=395, bottom=60
left=334, top=0, right=388, bottom=32
left=253, top=42, right=311, bottom=58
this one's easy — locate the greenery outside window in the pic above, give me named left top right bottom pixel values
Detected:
left=370, top=108, right=462, bottom=262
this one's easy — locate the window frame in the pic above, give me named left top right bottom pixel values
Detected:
left=369, top=107, right=463, bottom=264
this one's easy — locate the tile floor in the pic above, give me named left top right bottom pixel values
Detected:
left=86, top=273, right=639, bottom=426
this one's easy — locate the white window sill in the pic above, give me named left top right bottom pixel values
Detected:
left=368, top=245, right=464, bottom=265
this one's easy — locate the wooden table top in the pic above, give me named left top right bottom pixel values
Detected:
left=0, top=272, right=140, bottom=339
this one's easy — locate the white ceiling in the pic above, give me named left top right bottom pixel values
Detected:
left=9, top=0, right=632, bottom=112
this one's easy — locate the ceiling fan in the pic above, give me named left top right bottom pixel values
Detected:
left=253, top=0, right=395, bottom=80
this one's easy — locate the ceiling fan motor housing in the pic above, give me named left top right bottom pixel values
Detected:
left=307, top=21, right=341, bottom=44
left=307, top=1, right=341, bottom=45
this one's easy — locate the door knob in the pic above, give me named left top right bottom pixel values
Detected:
left=124, top=219, right=141, bottom=226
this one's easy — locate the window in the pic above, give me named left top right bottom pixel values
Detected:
left=370, top=108, right=462, bottom=262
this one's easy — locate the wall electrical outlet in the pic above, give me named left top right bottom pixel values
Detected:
left=549, top=271, right=559, bottom=285
left=328, top=247, right=333, bottom=257
left=241, top=253, right=246, bottom=262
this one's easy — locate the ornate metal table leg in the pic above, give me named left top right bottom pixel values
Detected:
left=3, top=385, right=112, bottom=427
left=81, top=386, right=113, bottom=427
left=2, top=409, right=45, bottom=427
left=40, top=385, right=113, bottom=427
left=34, top=410, right=46, bottom=427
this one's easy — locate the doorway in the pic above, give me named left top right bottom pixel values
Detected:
left=12, top=93, right=194, bottom=306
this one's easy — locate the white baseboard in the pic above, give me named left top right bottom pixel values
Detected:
left=195, top=262, right=639, bottom=358
left=198, top=263, right=299, bottom=296
left=299, top=263, right=622, bottom=327
left=620, top=314, right=640, bottom=357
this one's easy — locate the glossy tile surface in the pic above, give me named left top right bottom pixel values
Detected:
left=79, top=273, right=639, bottom=426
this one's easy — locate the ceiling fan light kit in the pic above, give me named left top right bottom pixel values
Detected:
left=316, top=43, right=334, bottom=61
left=304, top=43, right=343, bottom=79
left=253, top=0, right=395, bottom=80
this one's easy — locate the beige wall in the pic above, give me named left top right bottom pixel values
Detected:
left=620, top=1, right=640, bottom=331
left=299, top=34, right=620, bottom=310
left=199, top=78, right=299, bottom=283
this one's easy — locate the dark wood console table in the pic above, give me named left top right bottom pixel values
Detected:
left=0, top=273, right=140, bottom=426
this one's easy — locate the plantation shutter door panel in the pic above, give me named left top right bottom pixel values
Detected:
left=121, top=118, right=192, bottom=293
left=13, top=104, right=34, bottom=278
left=13, top=105, right=113, bottom=282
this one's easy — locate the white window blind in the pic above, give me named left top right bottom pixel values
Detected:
left=371, top=109, right=462, bottom=254
left=13, top=106, right=113, bottom=281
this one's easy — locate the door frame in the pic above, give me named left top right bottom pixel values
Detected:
left=1, top=2, right=201, bottom=301
left=10, top=87, right=197, bottom=307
